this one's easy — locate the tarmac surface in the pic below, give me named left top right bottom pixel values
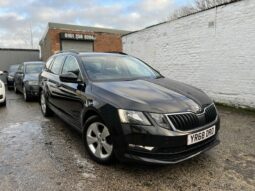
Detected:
left=0, top=90, right=254, bottom=191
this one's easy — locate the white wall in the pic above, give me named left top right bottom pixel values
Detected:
left=122, top=0, right=255, bottom=109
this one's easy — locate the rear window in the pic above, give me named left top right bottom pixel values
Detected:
left=25, top=64, right=43, bottom=74
left=9, top=65, right=19, bottom=72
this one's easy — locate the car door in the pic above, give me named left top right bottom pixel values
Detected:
left=57, top=55, right=85, bottom=127
left=46, top=55, right=66, bottom=109
left=15, top=64, right=24, bottom=91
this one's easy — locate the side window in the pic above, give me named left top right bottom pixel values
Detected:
left=62, top=56, right=80, bottom=76
left=45, top=57, right=54, bottom=71
left=18, top=64, right=24, bottom=73
left=50, top=55, right=65, bottom=75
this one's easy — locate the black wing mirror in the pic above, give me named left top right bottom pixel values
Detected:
left=59, top=72, right=78, bottom=83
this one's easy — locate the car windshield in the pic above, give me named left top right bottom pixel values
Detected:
left=25, top=64, right=43, bottom=74
left=9, top=65, right=19, bottom=72
left=81, top=55, right=161, bottom=81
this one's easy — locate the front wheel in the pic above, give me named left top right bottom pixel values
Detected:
left=83, top=116, right=115, bottom=164
left=40, top=90, right=53, bottom=117
left=23, top=86, right=30, bottom=102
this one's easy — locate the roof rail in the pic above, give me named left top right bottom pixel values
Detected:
left=55, top=50, right=79, bottom=54
left=106, top=51, right=128, bottom=55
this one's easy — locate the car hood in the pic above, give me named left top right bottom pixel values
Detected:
left=92, top=78, right=213, bottom=113
left=24, top=73, right=39, bottom=81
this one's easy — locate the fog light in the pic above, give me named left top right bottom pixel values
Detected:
left=129, top=144, right=154, bottom=151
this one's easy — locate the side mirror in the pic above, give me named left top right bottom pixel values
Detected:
left=59, top=72, right=78, bottom=83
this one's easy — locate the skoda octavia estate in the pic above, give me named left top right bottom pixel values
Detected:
left=39, top=51, right=220, bottom=164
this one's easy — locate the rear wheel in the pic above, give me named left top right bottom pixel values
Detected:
left=40, top=90, right=53, bottom=117
left=14, top=82, right=18, bottom=94
left=83, top=116, right=114, bottom=164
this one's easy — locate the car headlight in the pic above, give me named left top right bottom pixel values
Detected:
left=150, top=113, right=170, bottom=128
left=118, top=109, right=151, bottom=125
left=27, top=81, right=38, bottom=85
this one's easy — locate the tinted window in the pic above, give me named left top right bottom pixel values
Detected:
left=45, top=57, right=54, bottom=70
left=25, top=64, right=43, bottom=74
left=62, top=56, right=80, bottom=75
left=81, top=55, right=161, bottom=81
left=9, top=65, right=19, bottom=72
left=17, top=64, right=24, bottom=73
left=50, top=56, right=65, bottom=74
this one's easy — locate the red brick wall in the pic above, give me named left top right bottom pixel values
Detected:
left=41, top=29, right=123, bottom=61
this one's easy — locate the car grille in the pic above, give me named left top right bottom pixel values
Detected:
left=167, top=104, right=217, bottom=131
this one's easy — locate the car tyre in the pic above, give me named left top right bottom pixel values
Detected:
left=83, top=116, right=115, bottom=165
left=0, top=99, right=6, bottom=107
left=14, top=82, right=18, bottom=94
left=23, top=86, right=30, bottom=102
left=40, top=90, right=53, bottom=117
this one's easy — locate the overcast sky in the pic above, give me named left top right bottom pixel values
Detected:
left=0, top=0, right=193, bottom=49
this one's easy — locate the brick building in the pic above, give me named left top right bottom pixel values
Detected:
left=39, top=22, right=129, bottom=61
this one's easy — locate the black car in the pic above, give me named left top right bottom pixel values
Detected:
left=14, top=61, right=44, bottom=101
left=39, top=51, right=220, bottom=164
left=6, top=64, right=19, bottom=89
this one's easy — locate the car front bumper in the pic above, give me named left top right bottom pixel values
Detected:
left=25, top=84, right=40, bottom=97
left=114, top=118, right=220, bottom=164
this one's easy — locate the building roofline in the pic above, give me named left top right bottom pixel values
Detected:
left=48, top=22, right=130, bottom=34
left=122, top=0, right=242, bottom=37
left=40, top=22, right=131, bottom=44
left=0, top=48, right=39, bottom=52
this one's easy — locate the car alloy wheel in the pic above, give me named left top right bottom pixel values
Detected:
left=40, top=90, right=53, bottom=117
left=23, top=86, right=27, bottom=101
left=40, top=91, right=47, bottom=114
left=14, top=82, right=18, bottom=93
left=86, top=122, right=113, bottom=160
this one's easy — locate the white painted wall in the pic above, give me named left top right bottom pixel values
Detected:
left=122, top=0, right=255, bottom=109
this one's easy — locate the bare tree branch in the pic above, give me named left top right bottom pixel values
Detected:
left=169, top=0, right=237, bottom=20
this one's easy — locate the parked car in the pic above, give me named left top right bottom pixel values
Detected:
left=39, top=51, right=220, bottom=165
left=14, top=61, right=44, bottom=101
left=0, top=71, right=6, bottom=106
left=6, top=64, right=19, bottom=90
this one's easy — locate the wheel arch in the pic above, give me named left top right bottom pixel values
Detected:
left=82, top=109, right=102, bottom=131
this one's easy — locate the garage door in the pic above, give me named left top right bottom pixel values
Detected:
left=61, top=40, right=93, bottom=52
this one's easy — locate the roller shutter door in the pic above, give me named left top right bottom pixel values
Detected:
left=61, top=40, right=93, bottom=52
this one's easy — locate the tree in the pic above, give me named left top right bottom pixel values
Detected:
left=169, top=0, right=237, bottom=20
